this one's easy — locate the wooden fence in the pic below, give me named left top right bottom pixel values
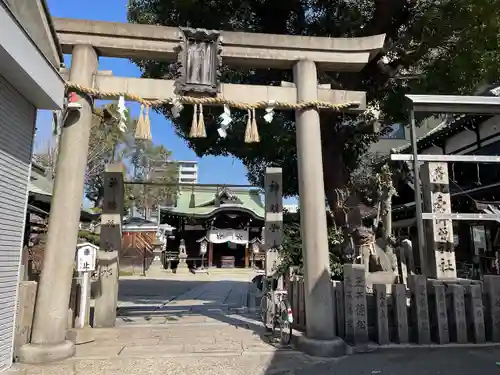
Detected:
left=288, top=264, right=500, bottom=345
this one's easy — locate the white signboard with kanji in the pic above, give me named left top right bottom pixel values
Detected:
left=76, top=243, right=97, bottom=272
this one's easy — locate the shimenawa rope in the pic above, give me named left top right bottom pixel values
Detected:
left=65, top=81, right=357, bottom=143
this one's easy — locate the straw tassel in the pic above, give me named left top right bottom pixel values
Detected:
left=244, top=109, right=260, bottom=143
left=244, top=109, right=252, bottom=143
left=189, top=104, right=199, bottom=138
left=135, top=104, right=147, bottom=140
left=250, top=108, right=260, bottom=143
left=143, top=105, right=152, bottom=141
left=197, top=104, right=206, bottom=138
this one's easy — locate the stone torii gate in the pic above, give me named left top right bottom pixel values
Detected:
left=19, top=17, right=384, bottom=363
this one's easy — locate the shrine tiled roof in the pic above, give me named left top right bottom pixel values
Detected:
left=160, top=185, right=265, bottom=220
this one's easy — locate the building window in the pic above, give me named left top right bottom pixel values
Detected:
left=380, top=123, right=405, bottom=139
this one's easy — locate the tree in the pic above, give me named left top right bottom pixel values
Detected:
left=127, top=0, right=500, bottom=227
left=127, top=141, right=178, bottom=219
left=278, top=212, right=345, bottom=280
left=84, top=103, right=134, bottom=207
left=33, top=139, right=57, bottom=177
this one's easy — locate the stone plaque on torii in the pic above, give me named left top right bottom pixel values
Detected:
left=175, top=27, right=222, bottom=96
left=25, top=18, right=386, bottom=363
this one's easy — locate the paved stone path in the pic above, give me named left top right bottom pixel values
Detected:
left=9, top=273, right=500, bottom=374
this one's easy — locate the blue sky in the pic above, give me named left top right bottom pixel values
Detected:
left=35, top=0, right=249, bottom=186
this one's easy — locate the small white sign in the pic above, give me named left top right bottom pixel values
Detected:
left=76, top=243, right=97, bottom=272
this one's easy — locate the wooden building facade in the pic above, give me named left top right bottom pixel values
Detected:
left=160, top=185, right=265, bottom=269
left=390, top=84, right=500, bottom=277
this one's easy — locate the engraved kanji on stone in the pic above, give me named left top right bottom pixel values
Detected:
left=108, top=177, right=118, bottom=188
left=433, top=193, right=447, bottom=213
left=103, top=241, right=114, bottom=252
left=270, top=203, right=281, bottom=213
left=437, top=226, right=449, bottom=242
left=432, top=165, right=446, bottom=183
left=106, top=220, right=117, bottom=228
left=107, top=201, right=117, bottom=210
left=269, top=180, right=280, bottom=193
left=356, top=320, right=366, bottom=330
left=355, top=303, right=366, bottom=316
left=100, top=267, right=113, bottom=277
left=270, top=223, right=281, bottom=232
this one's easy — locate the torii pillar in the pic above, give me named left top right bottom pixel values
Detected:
left=294, top=60, right=345, bottom=356
left=18, top=45, right=98, bottom=364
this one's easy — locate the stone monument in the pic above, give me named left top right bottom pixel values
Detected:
left=264, top=168, right=283, bottom=277
left=421, top=162, right=457, bottom=279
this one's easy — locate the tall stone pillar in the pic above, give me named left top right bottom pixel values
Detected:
left=293, top=59, right=344, bottom=357
left=19, top=45, right=98, bottom=364
left=94, top=163, right=124, bottom=328
left=421, top=162, right=457, bottom=279
left=264, top=167, right=283, bottom=277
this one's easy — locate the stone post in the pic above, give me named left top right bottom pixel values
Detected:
left=333, top=282, right=345, bottom=338
left=264, top=168, right=283, bottom=278
left=294, top=59, right=343, bottom=357
left=374, top=284, right=389, bottom=345
left=343, top=264, right=368, bottom=345
left=432, top=282, right=450, bottom=344
left=392, top=284, right=409, bottom=343
left=465, top=284, right=485, bottom=343
left=409, top=275, right=430, bottom=344
left=19, top=45, right=98, bottom=364
left=94, top=163, right=124, bottom=328
left=448, top=284, right=467, bottom=343
left=14, top=281, right=37, bottom=359
left=484, top=275, right=500, bottom=341
left=421, top=163, right=457, bottom=279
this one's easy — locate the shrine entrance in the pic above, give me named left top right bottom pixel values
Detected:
left=213, top=242, right=246, bottom=268
left=23, top=16, right=387, bottom=362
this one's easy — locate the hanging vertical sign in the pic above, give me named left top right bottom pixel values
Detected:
left=264, top=167, right=283, bottom=276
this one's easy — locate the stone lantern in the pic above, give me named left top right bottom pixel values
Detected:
left=197, top=236, right=209, bottom=270
left=249, top=237, right=262, bottom=269
left=146, top=237, right=166, bottom=277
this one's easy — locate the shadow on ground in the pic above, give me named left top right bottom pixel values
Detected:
left=88, top=277, right=500, bottom=375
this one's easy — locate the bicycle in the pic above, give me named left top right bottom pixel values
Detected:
left=260, top=278, right=293, bottom=345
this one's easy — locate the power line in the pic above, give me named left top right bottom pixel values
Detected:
left=124, top=181, right=258, bottom=188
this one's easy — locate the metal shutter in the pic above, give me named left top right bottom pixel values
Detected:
left=0, top=75, right=35, bottom=372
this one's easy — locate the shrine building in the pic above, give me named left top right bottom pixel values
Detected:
left=390, top=83, right=500, bottom=278
left=159, top=185, right=265, bottom=269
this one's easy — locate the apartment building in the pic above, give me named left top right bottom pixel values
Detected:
left=170, top=160, right=198, bottom=184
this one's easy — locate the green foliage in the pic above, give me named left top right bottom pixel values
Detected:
left=277, top=213, right=345, bottom=280
left=83, top=103, right=177, bottom=215
left=78, top=230, right=100, bottom=246
left=127, top=0, right=500, bottom=222
left=126, top=141, right=178, bottom=218
left=85, top=103, right=134, bottom=207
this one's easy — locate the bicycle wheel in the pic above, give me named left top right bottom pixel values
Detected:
left=277, top=299, right=293, bottom=345
left=260, top=292, right=273, bottom=327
